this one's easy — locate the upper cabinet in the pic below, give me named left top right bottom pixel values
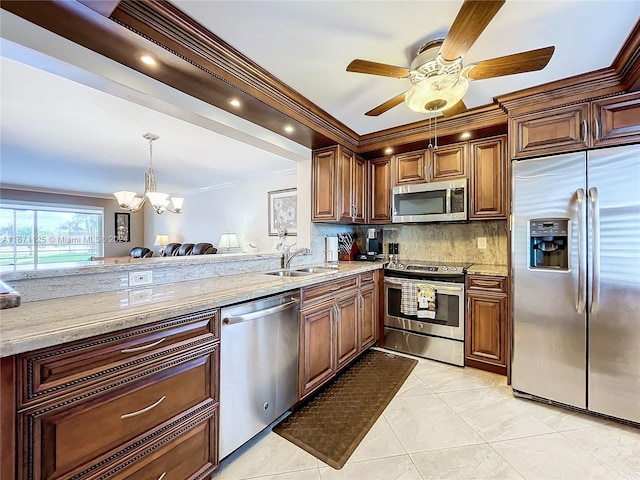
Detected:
left=312, top=145, right=366, bottom=223
left=469, top=136, right=507, bottom=220
left=510, top=91, right=640, bottom=159
left=368, top=157, right=392, bottom=224
left=393, top=143, right=467, bottom=186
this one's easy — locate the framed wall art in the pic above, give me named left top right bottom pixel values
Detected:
left=268, top=188, right=297, bottom=236
left=115, top=212, right=130, bottom=242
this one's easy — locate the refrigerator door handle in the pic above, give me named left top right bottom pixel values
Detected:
left=576, top=188, right=586, bottom=314
left=589, top=187, right=601, bottom=313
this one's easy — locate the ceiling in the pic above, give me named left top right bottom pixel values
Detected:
left=1, top=1, right=639, bottom=197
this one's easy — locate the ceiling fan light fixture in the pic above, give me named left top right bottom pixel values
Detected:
left=404, top=74, right=469, bottom=114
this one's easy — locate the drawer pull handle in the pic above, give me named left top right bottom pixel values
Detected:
left=361, top=276, right=373, bottom=281
left=121, top=337, right=167, bottom=354
left=120, top=395, right=166, bottom=419
left=157, top=473, right=167, bottom=480
left=328, top=286, right=341, bottom=291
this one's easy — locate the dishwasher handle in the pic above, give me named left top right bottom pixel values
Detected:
left=222, top=297, right=300, bottom=325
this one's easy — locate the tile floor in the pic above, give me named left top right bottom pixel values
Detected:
left=213, top=349, right=640, bottom=480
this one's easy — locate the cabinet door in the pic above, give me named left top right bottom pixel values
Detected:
left=469, top=136, right=507, bottom=220
left=299, top=302, right=336, bottom=399
left=352, top=155, right=367, bottom=223
left=431, top=143, right=467, bottom=180
left=338, top=149, right=355, bottom=222
left=359, top=286, right=377, bottom=350
left=592, top=91, right=640, bottom=148
left=394, top=151, right=427, bottom=185
left=465, top=292, right=506, bottom=368
left=312, top=148, right=338, bottom=221
left=335, top=294, right=359, bottom=370
left=368, top=157, right=392, bottom=223
left=510, top=104, right=589, bottom=159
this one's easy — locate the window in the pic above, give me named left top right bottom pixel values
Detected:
left=0, top=201, right=104, bottom=270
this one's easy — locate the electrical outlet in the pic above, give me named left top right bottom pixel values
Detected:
left=129, top=288, right=152, bottom=304
left=477, top=237, right=487, bottom=250
left=129, top=270, right=152, bottom=287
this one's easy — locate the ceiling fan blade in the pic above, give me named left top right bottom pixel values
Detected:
left=441, top=100, right=467, bottom=118
left=347, top=59, right=411, bottom=78
left=465, top=46, right=555, bottom=80
left=365, top=93, right=406, bottom=116
left=439, top=0, right=506, bottom=62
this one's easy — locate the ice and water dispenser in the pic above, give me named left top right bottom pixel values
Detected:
left=529, top=218, right=569, bottom=270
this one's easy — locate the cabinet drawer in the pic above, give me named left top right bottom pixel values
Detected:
left=114, top=413, right=216, bottom=480
left=467, top=275, right=507, bottom=293
left=19, top=346, right=217, bottom=480
left=301, top=276, right=358, bottom=307
left=359, top=271, right=377, bottom=287
left=19, top=310, right=219, bottom=407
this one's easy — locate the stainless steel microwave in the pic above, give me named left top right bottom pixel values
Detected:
left=392, top=178, right=467, bottom=223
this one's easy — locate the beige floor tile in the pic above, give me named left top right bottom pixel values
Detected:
left=521, top=400, right=613, bottom=431
left=491, top=432, right=626, bottom=479
left=247, top=469, right=321, bottom=480
left=395, top=373, right=434, bottom=398
left=219, top=430, right=318, bottom=480
left=383, top=394, right=484, bottom=453
left=318, top=455, right=422, bottom=480
left=410, top=444, right=524, bottom=480
left=413, top=364, right=499, bottom=393
left=345, top=415, right=406, bottom=464
left=439, top=386, right=555, bottom=442
left=562, top=423, right=640, bottom=479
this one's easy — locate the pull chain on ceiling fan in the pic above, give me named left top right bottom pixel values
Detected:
left=346, top=0, right=555, bottom=118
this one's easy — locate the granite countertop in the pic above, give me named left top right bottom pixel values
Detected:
left=0, top=262, right=384, bottom=358
left=467, top=264, right=509, bottom=277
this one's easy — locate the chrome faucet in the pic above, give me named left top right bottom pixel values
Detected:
left=284, top=246, right=311, bottom=269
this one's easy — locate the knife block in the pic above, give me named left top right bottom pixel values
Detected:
left=338, top=242, right=359, bottom=261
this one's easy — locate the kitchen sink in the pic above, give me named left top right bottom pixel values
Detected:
left=294, top=267, right=337, bottom=274
left=264, top=270, right=313, bottom=277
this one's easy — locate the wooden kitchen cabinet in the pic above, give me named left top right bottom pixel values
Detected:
left=299, top=300, right=336, bottom=397
left=465, top=275, right=508, bottom=375
left=12, top=310, right=220, bottom=480
left=312, top=145, right=366, bottom=223
left=394, top=150, right=427, bottom=185
left=368, top=156, right=392, bottom=224
left=298, top=271, right=380, bottom=400
left=510, top=91, right=640, bottom=159
left=469, top=135, right=507, bottom=220
left=431, top=142, right=467, bottom=180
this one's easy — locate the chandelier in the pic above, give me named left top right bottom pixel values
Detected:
left=113, top=133, right=184, bottom=215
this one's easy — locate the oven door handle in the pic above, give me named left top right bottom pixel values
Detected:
left=384, top=278, right=464, bottom=293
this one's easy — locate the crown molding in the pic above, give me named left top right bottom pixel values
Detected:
left=2, top=2, right=638, bottom=156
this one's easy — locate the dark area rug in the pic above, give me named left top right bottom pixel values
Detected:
left=272, top=349, right=417, bottom=469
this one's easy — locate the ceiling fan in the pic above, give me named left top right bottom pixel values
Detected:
left=346, top=0, right=555, bottom=118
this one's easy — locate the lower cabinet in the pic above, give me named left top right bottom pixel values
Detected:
left=465, top=275, right=508, bottom=375
left=298, top=271, right=380, bottom=400
left=11, top=309, right=220, bottom=480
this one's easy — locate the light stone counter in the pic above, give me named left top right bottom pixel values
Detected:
left=0, top=262, right=384, bottom=358
left=467, top=264, right=509, bottom=276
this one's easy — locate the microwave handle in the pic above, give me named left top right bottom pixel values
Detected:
left=446, top=187, right=452, bottom=214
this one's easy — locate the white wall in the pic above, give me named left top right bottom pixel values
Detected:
left=147, top=168, right=305, bottom=253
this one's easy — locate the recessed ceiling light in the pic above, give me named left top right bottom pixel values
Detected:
left=461, top=132, right=471, bottom=139
left=140, top=54, right=156, bottom=66
left=384, top=147, right=393, bottom=155
left=229, top=98, right=241, bottom=107
left=284, top=125, right=294, bottom=134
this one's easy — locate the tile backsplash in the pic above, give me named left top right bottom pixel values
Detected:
left=311, top=221, right=508, bottom=266
left=381, top=220, right=508, bottom=265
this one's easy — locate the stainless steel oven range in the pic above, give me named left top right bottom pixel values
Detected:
left=384, top=261, right=470, bottom=366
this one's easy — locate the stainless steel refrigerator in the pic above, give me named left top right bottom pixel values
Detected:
left=511, top=144, right=640, bottom=424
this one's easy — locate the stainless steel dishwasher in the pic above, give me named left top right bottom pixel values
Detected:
left=219, top=291, right=300, bottom=459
